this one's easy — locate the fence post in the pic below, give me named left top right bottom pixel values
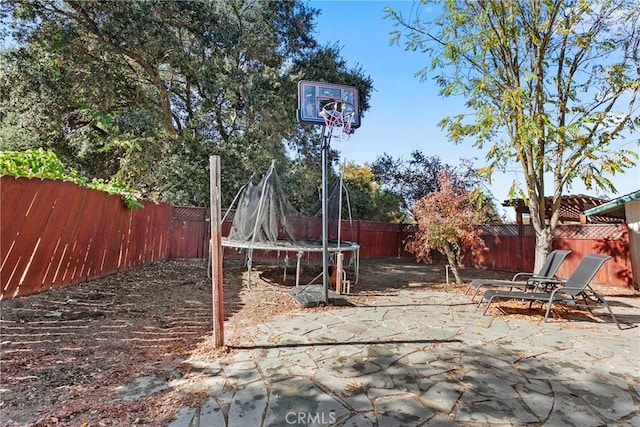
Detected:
left=210, top=156, right=224, bottom=349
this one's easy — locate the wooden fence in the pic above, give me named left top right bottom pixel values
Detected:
left=169, top=208, right=408, bottom=262
left=170, top=207, right=633, bottom=288
left=1, top=177, right=172, bottom=299
left=1, top=177, right=634, bottom=299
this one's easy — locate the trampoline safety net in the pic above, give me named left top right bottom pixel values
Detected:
left=227, top=166, right=301, bottom=243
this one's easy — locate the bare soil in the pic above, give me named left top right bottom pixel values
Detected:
left=0, top=258, right=633, bottom=426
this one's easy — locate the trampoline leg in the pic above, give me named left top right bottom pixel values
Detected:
left=295, top=251, right=302, bottom=287
left=355, top=248, right=360, bottom=284
left=246, top=251, right=252, bottom=291
left=283, top=252, right=289, bottom=282
left=336, top=252, right=343, bottom=295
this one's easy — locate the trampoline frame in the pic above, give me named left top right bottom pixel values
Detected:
left=221, top=238, right=360, bottom=290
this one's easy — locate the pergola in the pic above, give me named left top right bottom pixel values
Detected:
left=501, top=192, right=637, bottom=289
left=501, top=194, right=622, bottom=273
left=503, top=194, right=621, bottom=224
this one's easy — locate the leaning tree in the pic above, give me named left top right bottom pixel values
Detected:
left=386, top=0, right=639, bottom=270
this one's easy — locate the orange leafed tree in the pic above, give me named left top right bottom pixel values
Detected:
left=405, top=173, right=485, bottom=285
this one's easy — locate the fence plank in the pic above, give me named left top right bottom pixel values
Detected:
left=5, top=179, right=64, bottom=297
left=1, top=178, right=35, bottom=294
left=33, top=181, right=86, bottom=293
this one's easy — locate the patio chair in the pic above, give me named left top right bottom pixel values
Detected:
left=478, top=254, right=622, bottom=329
left=466, top=249, right=572, bottom=301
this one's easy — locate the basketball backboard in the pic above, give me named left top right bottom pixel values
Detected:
left=297, top=80, right=360, bottom=129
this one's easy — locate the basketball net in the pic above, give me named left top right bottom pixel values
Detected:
left=320, top=101, right=355, bottom=142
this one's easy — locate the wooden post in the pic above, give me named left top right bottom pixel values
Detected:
left=210, top=156, right=224, bottom=348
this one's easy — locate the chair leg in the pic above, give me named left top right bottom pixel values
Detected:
left=543, top=299, right=555, bottom=323
left=589, top=290, right=623, bottom=330
left=471, top=286, right=483, bottom=302
left=479, top=291, right=623, bottom=330
left=477, top=296, right=487, bottom=309
left=482, top=296, right=497, bottom=315
left=602, top=303, right=622, bottom=330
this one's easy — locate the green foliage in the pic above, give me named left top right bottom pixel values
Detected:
left=0, top=148, right=68, bottom=179
left=0, top=149, right=143, bottom=209
left=340, top=162, right=406, bottom=223
left=387, top=0, right=639, bottom=266
left=1, top=0, right=373, bottom=208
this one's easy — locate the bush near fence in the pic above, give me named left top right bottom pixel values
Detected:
left=1, top=177, right=633, bottom=299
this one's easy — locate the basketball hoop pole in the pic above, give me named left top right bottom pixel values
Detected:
left=321, top=125, right=331, bottom=305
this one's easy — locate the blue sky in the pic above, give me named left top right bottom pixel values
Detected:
left=309, top=1, right=640, bottom=220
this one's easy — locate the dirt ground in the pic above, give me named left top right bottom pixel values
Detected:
left=0, top=258, right=633, bottom=426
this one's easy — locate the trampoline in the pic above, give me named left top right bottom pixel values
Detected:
left=218, top=162, right=360, bottom=291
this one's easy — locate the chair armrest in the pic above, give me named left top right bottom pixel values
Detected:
left=527, top=276, right=565, bottom=292
left=511, top=272, right=534, bottom=281
left=527, top=276, right=564, bottom=284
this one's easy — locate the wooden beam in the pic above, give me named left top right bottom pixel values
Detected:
left=210, top=156, right=224, bottom=348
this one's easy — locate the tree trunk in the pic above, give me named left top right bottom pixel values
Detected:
left=443, top=242, right=463, bottom=285
left=527, top=192, right=555, bottom=273
left=533, top=228, right=553, bottom=273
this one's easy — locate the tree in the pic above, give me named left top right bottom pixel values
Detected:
left=2, top=0, right=312, bottom=200
left=372, top=151, right=453, bottom=208
left=405, top=173, right=485, bottom=284
left=371, top=150, right=501, bottom=223
left=386, top=0, right=639, bottom=270
left=0, top=1, right=373, bottom=208
left=340, top=162, right=406, bottom=222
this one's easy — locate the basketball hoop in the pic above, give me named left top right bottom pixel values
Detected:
left=320, top=100, right=355, bottom=137
left=297, top=80, right=361, bottom=130
left=295, top=80, right=361, bottom=305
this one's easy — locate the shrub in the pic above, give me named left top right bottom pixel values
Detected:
left=0, top=148, right=143, bottom=209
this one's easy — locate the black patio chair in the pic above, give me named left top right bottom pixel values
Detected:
left=478, top=254, right=622, bottom=329
left=466, top=249, right=572, bottom=301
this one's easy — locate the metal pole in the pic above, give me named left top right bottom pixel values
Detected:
left=338, top=167, right=344, bottom=245
left=321, top=127, right=331, bottom=305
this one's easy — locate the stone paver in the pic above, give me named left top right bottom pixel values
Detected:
left=145, top=290, right=639, bottom=426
